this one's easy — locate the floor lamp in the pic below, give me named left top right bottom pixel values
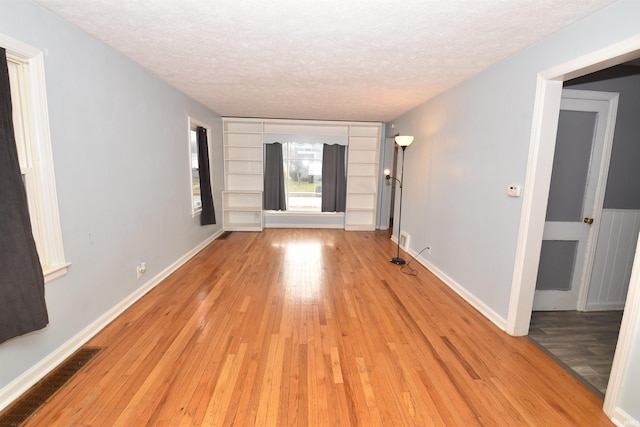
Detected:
left=384, top=135, right=414, bottom=265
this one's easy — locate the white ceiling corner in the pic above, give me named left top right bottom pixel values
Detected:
left=34, top=0, right=616, bottom=122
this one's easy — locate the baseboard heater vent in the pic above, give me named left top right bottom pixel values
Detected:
left=0, top=346, right=103, bottom=426
left=399, top=231, right=410, bottom=251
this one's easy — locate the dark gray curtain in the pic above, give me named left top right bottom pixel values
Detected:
left=263, top=142, right=286, bottom=210
left=0, top=47, right=49, bottom=344
left=321, top=144, right=346, bottom=212
left=197, top=126, right=216, bottom=225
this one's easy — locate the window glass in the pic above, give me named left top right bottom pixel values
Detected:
left=283, top=142, right=323, bottom=211
left=190, top=128, right=202, bottom=213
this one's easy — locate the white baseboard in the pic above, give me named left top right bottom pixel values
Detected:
left=408, top=248, right=508, bottom=331
left=610, top=406, right=640, bottom=426
left=584, top=302, right=626, bottom=311
left=0, top=229, right=224, bottom=412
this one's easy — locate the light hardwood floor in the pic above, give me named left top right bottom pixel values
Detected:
left=19, top=229, right=612, bottom=426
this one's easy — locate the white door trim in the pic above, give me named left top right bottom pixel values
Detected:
left=606, top=231, right=640, bottom=418
left=507, top=34, right=640, bottom=420
left=508, top=33, right=640, bottom=332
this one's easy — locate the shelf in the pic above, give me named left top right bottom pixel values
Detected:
left=347, top=150, right=377, bottom=163
left=224, top=190, right=262, bottom=194
left=226, top=174, right=262, bottom=191
left=223, top=209, right=263, bottom=231
left=224, top=172, right=263, bottom=176
left=345, top=210, right=375, bottom=226
left=345, top=123, right=381, bottom=231
left=224, top=133, right=262, bottom=147
left=225, top=160, right=263, bottom=174
left=224, top=146, right=262, bottom=162
left=223, top=189, right=261, bottom=202
left=348, top=136, right=379, bottom=150
left=345, top=194, right=375, bottom=210
left=347, top=174, right=378, bottom=178
left=223, top=207, right=261, bottom=212
left=348, top=126, right=380, bottom=138
left=224, top=120, right=263, bottom=133
left=222, top=191, right=261, bottom=209
left=223, top=119, right=264, bottom=233
left=224, top=224, right=264, bottom=232
left=347, top=180, right=377, bottom=193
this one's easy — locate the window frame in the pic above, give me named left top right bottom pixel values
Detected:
left=2, top=33, right=70, bottom=283
left=187, top=117, right=212, bottom=217
left=281, top=141, right=324, bottom=212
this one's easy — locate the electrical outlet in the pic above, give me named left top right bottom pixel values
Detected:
left=136, top=262, right=147, bottom=278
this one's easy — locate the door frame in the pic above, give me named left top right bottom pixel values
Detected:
left=506, top=34, right=640, bottom=419
left=376, top=136, right=397, bottom=230
left=534, top=89, right=618, bottom=311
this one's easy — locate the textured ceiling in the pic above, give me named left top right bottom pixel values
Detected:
left=35, top=0, right=616, bottom=122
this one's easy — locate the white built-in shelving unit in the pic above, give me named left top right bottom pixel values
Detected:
left=222, top=118, right=382, bottom=231
left=223, top=119, right=264, bottom=231
left=345, top=124, right=381, bottom=231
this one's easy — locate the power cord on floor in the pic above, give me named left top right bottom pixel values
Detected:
left=400, top=245, right=431, bottom=276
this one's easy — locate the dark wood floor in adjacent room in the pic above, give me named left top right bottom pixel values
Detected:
left=14, top=229, right=612, bottom=426
left=528, top=310, right=623, bottom=397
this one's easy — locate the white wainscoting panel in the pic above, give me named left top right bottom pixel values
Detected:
left=587, top=209, right=640, bottom=311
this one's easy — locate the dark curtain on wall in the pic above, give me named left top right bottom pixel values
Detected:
left=197, top=126, right=216, bottom=225
left=0, top=47, right=49, bottom=344
left=263, top=142, right=286, bottom=211
left=321, top=144, right=346, bottom=212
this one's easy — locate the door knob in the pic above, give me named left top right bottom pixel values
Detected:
left=583, top=217, right=594, bottom=224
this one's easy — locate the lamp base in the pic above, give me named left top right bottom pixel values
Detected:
left=390, top=257, right=406, bottom=265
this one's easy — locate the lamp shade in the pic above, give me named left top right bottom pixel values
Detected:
left=394, top=135, right=414, bottom=147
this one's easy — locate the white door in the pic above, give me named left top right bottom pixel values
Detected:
left=533, top=89, right=618, bottom=311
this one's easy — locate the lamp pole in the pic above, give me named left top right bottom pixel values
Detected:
left=391, top=145, right=407, bottom=264
left=385, top=135, right=413, bottom=265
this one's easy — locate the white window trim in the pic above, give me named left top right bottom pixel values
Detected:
left=2, top=33, right=70, bottom=282
left=187, top=116, right=212, bottom=217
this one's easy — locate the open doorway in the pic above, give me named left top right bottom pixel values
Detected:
left=528, top=63, right=640, bottom=397
left=507, top=35, right=640, bottom=419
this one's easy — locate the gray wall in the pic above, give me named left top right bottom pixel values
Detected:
left=0, top=0, right=223, bottom=390
left=386, top=0, right=639, bottom=420
left=566, top=66, right=640, bottom=209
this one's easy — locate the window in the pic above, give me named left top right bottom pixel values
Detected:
left=3, top=34, right=69, bottom=282
left=189, top=122, right=202, bottom=214
left=188, top=117, right=212, bottom=216
left=282, top=141, right=323, bottom=211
